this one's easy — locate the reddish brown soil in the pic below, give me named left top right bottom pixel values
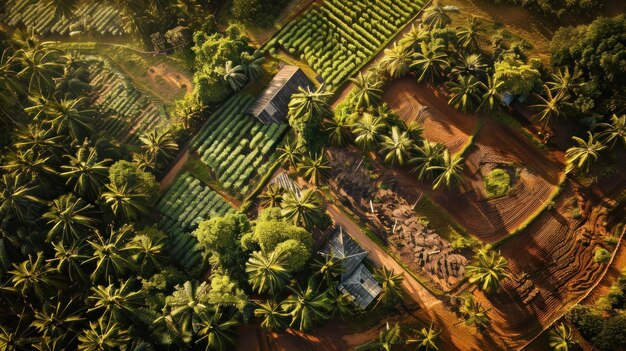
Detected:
left=383, top=78, right=479, bottom=154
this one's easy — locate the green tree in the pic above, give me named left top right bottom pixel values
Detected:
left=381, top=43, right=413, bottom=78
left=251, top=218, right=313, bottom=271
left=88, top=281, right=144, bottom=324
left=43, top=193, right=99, bottom=243
left=460, top=296, right=490, bottom=329
left=412, top=42, right=450, bottom=83
left=287, top=85, right=333, bottom=150
left=44, top=97, right=95, bottom=140
left=531, top=85, right=567, bottom=131
left=246, top=249, right=291, bottom=294
left=456, top=16, right=483, bottom=52
left=281, top=278, right=331, bottom=331
left=101, top=182, right=149, bottom=221
left=86, top=227, right=136, bottom=283
left=259, top=185, right=284, bottom=209
left=9, top=252, right=65, bottom=300
left=139, top=128, right=178, bottom=168
left=60, top=141, right=111, bottom=200
left=32, top=297, right=84, bottom=340
left=15, top=45, right=62, bottom=93
left=222, top=60, right=247, bottom=91
left=565, top=132, right=606, bottom=174
left=77, top=319, right=130, bottom=351
left=254, top=300, right=288, bottom=331
left=325, top=114, right=353, bottom=147
left=125, top=232, right=166, bottom=276
left=0, top=173, right=43, bottom=223
left=410, top=141, right=445, bottom=181
left=350, top=72, right=383, bottom=110
left=380, top=126, right=414, bottom=166
left=446, top=75, right=485, bottom=113
left=298, top=153, right=332, bottom=187
left=355, top=322, right=403, bottom=351
left=353, top=113, right=386, bottom=153
left=548, top=323, right=577, bottom=351
left=277, top=139, right=303, bottom=169
left=374, top=267, right=404, bottom=306
left=478, top=76, right=503, bottom=113
left=195, top=310, right=239, bottom=351
left=451, top=53, right=487, bottom=78
left=51, top=239, right=90, bottom=284
left=406, top=323, right=440, bottom=351
left=428, top=149, right=464, bottom=190
left=466, top=246, right=510, bottom=294
left=281, top=188, right=326, bottom=230
left=493, top=54, right=541, bottom=97
left=597, top=114, right=625, bottom=150
left=422, top=4, right=459, bottom=30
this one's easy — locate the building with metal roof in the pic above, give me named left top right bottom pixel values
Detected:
left=247, top=65, right=313, bottom=124
left=321, top=226, right=382, bottom=309
left=269, top=172, right=302, bottom=198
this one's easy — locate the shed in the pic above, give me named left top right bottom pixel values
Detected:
left=247, top=65, right=313, bottom=124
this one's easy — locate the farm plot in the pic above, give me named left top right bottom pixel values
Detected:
left=190, top=94, right=289, bottom=197
left=86, top=56, right=169, bottom=145
left=383, top=78, right=478, bottom=155
left=156, top=172, right=233, bottom=272
left=481, top=173, right=626, bottom=349
left=267, top=0, right=426, bottom=87
left=0, top=0, right=123, bottom=36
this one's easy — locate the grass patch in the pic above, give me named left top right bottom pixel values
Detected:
left=484, top=168, right=511, bottom=198
left=489, top=110, right=547, bottom=152
left=413, top=196, right=478, bottom=250
left=273, top=51, right=320, bottom=87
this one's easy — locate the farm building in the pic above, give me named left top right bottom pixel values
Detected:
left=321, top=227, right=381, bottom=309
left=247, top=65, right=313, bottom=124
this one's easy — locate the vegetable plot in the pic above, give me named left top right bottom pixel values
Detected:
left=191, top=95, right=288, bottom=196
left=157, top=172, right=232, bottom=272
left=267, top=0, right=425, bottom=86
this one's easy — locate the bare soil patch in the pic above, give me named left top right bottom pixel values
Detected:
left=383, top=78, right=479, bottom=155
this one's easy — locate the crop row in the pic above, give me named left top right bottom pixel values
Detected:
left=157, top=173, right=232, bottom=271
left=267, top=0, right=425, bottom=86
left=191, top=95, right=288, bottom=196
left=0, top=0, right=124, bottom=36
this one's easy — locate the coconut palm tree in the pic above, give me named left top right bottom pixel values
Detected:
left=132, top=151, right=157, bottom=173
left=77, top=318, right=130, bottom=351
left=60, top=141, right=111, bottom=200
left=324, top=115, right=353, bottom=147
left=246, top=249, right=291, bottom=295
left=478, top=76, right=503, bottom=113
left=326, top=284, right=354, bottom=318
left=380, top=126, right=414, bottom=166
left=288, top=85, right=333, bottom=125
left=101, top=182, right=149, bottom=221
left=548, top=323, right=577, bottom=351
left=51, top=239, right=90, bottom=285
left=298, top=153, right=332, bottom=187
left=355, top=322, right=403, bottom=351
left=451, top=53, right=487, bottom=78
left=350, top=72, right=383, bottom=110
left=456, top=17, right=483, bottom=52
left=405, top=121, right=424, bottom=140
left=460, top=296, right=490, bottom=329
left=14, top=122, right=65, bottom=158
left=0, top=148, right=57, bottom=182
left=15, top=46, right=62, bottom=93
left=406, top=323, right=440, bottom=351
left=399, top=24, right=429, bottom=50
left=222, top=61, right=247, bottom=91
left=410, top=141, right=445, bottom=181
left=381, top=43, right=413, bottom=78
left=32, top=297, right=84, bottom=339
left=412, top=42, right=450, bottom=83
left=465, top=246, right=510, bottom=294
left=311, top=254, right=344, bottom=287
left=531, top=85, right=567, bottom=132
left=259, top=185, right=284, bottom=209
left=281, top=188, right=326, bottom=230
left=254, top=300, right=288, bottom=331
left=374, top=267, right=404, bottom=306
left=276, top=139, right=302, bottom=169
left=9, top=252, right=65, bottom=301
left=422, top=3, right=460, bottom=30
left=281, top=278, right=331, bottom=331
left=55, top=52, right=92, bottom=98
left=0, top=312, right=35, bottom=351
left=139, top=128, right=178, bottom=167
left=446, top=75, right=485, bottom=113
left=195, top=310, right=239, bottom=351
left=43, top=193, right=99, bottom=242
left=547, top=67, right=581, bottom=99
left=125, top=233, right=165, bottom=276
left=565, top=132, right=606, bottom=174
left=88, top=281, right=144, bottom=324
left=44, top=97, right=95, bottom=140
left=240, top=51, right=264, bottom=81
left=0, top=173, right=43, bottom=223
left=353, top=113, right=386, bottom=153
left=428, top=150, right=464, bottom=190
left=85, top=228, right=136, bottom=283
left=596, top=114, right=625, bottom=150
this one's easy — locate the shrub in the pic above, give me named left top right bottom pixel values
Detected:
left=594, top=248, right=611, bottom=264
left=484, top=168, right=511, bottom=197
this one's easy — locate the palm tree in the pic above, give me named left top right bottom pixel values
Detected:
left=51, top=239, right=90, bottom=284
left=132, top=151, right=157, bottom=173
left=281, top=189, right=326, bottom=230
left=298, top=153, right=332, bottom=187
left=88, top=281, right=144, bottom=324
left=380, top=126, right=414, bottom=166
left=428, top=150, right=464, bottom=190
left=160, top=281, right=210, bottom=333
left=139, top=128, right=178, bottom=167
left=254, top=300, right=288, bottom=331
left=276, top=139, right=302, bottom=169
left=125, top=234, right=165, bottom=276
left=451, top=53, right=487, bottom=78
left=0, top=148, right=56, bottom=182
left=478, top=76, right=503, bottom=113
left=353, top=113, right=386, bottom=153
left=195, top=310, right=239, bottom=351
left=246, top=249, right=291, bottom=295
left=44, top=97, right=95, bottom=140
left=32, top=297, right=84, bottom=340
left=43, top=193, right=99, bottom=242
left=596, top=114, right=625, bottom=150
left=565, top=132, right=606, bottom=174
left=324, top=115, right=353, bottom=147
left=0, top=312, right=36, bottom=351
left=15, top=46, right=62, bottom=93
left=405, top=121, right=424, bottom=140
left=374, top=267, right=404, bottom=306
left=9, top=252, right=65, bottom=300
left=281, top=278, right=331, bottom=331
left=101, top=182, right=149, bottom=221
left=311, top=254, right=344, bottom=287
left=466, top=246, right=510, bottom=294
left=531, top=85, right=567, bottom=132
left=381, top=43, right=413, bottom=78
left=548, top=323, right=577, bottom=351
left=399, top=24, right=428, bottom=50
left=14, top=122, right=64, bottom=158
left=547, top=67, right=580, bottom=99
left=240, top=51, right=264, bottom=81
left=422, top=4, right=460, bottom=30
left=0, top=173, right=43, bottom=223
left=456, top=17, right=483, bottom=52
left=77, top=318, right=130, bottom=351
left=55, top=52, right=91, bottom=98
left=85, top=228, right=136, bottom=283
left=60, top=142, right=111, bottom=200
left=412, top=42, right=450, bottom=83
left=410, top=141, right=445, bottom=181
left=350, top=72, right=383, bottom=110
left=460, top=296, right=490, bottom=329
left=326, top=284, right=354, bottom=318
left=446, top=75, right=485, bottom=113
left=288, top=85, right=333, bottom=126
left=259, top=185, right=284, bottom=208
left=222, top=60, right=247, bottom=91
left=355, top=322, right=403, bottom=351
left=407, top=323, right=440, bottom=351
